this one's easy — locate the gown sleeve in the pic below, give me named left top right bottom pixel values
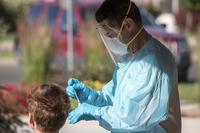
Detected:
left=86, top=79, right=115, bottom=107
left=96, top=57, right=173, bottom=132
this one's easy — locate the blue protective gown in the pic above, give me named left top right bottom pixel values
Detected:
left=85, top=35, right=177, bottom=133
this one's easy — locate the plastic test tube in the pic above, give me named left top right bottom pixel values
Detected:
left=73, top=89, right=81, bottom=106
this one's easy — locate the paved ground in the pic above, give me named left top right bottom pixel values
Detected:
left=18, top=117, right=200, bottom=133
left=0, top=40, right=14, bottom=53
left=60, top=121, right=108, bottom=133
left=18, top=116, right=108, bottom=133
left=62, top=118, right=200, bottom=133
left=59, top=121, right=109, bottom=133
left=182, top=117, right=200, bottom=133
left=0, top=59, right=22, bottom=85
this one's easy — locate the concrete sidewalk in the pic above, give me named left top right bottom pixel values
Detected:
left=60, top=121, right=108, bottom=133
left=18, top=116, right=200, bottom=133
left=61, top=119, right=200, bottom=133
left=17, top=117, right=109, bottom=133
left=182, top=117, right=200, bottom=133
left=0, top=59, right=22, bottom=84
left=181, top=102, right=200, bottom=117
left=0, top=40, right=14, bottom=52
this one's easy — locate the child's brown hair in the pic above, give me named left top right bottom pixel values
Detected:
left=28, top=84, right=70, bottom=132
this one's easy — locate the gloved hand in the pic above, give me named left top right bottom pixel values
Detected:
left=66, top=78, right=92, bottom=103
left=67, top=103, right=99, bottom=124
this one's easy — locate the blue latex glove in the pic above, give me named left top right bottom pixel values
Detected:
left=67, top=103, right=99, bottom=124
left=66, top=78, right=92, bottom=103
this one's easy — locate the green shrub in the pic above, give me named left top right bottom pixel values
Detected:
left=0, top=0, right=32, bottom=33
left=73, top=22, right=114, bottom=83
left=179, top=83, right=200, bottom=102
left=0, top=85, right=28, bottom=133
left=18, top=19, right=53, bottom=83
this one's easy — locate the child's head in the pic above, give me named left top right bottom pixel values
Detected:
left=28, top=84, right=70, bottom=133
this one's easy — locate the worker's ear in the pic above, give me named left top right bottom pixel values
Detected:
left=124, top=18, right=137, bottom=31
left=28, top=113, right=35, bottom=130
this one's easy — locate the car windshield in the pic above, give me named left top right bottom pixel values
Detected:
left=47, top=5, right=59, bottom=27
left=139, top=7, right=157, bottom=26
left=61, top=10, right=78, bottom=35
left=29, top=4, right=44, bottom=21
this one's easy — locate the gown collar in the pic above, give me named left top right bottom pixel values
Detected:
left=116, top=34, right=153, bottom=68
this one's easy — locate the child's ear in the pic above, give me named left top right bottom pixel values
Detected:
left=29, top=113, right=35, bottom=129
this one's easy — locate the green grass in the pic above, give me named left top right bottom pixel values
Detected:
left=0, top=34, right=15, bottom=42
left=0, top=52, right=15, bottom=59
left=179, top=83, right=200, bottom=102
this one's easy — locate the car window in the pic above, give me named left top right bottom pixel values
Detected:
left=29, top=4, right=44, bottom=21
left=139, top=7, right=157, bottom=26
left=47, top=5, right=60, bottom=27
left=61, top=10, right=78, bottom=35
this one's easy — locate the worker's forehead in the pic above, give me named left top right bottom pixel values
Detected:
left=98, top=20, right=118, bottom=32
left=98, top=20, right=111, bottom=30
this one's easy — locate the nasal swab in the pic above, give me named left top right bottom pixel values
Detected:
left=73, top=89, right=81, bottom=106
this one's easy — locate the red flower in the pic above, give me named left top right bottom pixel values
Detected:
left=4, top=84, right=17, bottom=92
left=0, top=84, right=29, bottom=114
left=19, top=98, right=28, bottom=106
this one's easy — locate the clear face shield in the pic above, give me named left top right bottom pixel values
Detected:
left=97, top=1, right=144, bottom=65
left=97, top=1, right=132, bottom=65
left=97, top=28, right=128, bottom=64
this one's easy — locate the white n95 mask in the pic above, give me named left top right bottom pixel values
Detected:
left=106, top=37, right=128, bottom=55
left=98, top=26, right=144, bottom=64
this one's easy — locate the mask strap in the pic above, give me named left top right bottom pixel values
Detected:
left=117, top=1, right=132, bottom=38
left=127, top=26, right=144, bottom=47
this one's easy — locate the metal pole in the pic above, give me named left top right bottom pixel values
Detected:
left=172, top=0, right=179, bottom=13
left=66, top=0, right=74, bottom=72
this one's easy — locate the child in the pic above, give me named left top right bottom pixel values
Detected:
left=28, top=84, right=70, bottom=133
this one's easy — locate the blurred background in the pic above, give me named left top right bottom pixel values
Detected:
left=0, top=0, right=199, bottom=132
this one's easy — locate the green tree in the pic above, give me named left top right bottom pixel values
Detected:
left=0, top=0, right=32, bottom=32
left=181, top=0, right=200, bottom=10
left=0, top=0, right=16, bottom=32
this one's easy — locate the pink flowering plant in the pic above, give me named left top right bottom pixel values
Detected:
left=0, top=84, right=28, bottom=114
left=0, top=84, right=29, bottom=133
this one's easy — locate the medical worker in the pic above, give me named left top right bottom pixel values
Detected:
left=66, top=0, right=181, bottom=132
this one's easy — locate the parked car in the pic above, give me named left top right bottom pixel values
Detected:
left=15, top=0, right=83, bottom=70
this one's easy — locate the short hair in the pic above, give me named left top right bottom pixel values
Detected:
left=28, top=84, right=70, bottom=132
left=95, top=0, right=142, bottom=28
